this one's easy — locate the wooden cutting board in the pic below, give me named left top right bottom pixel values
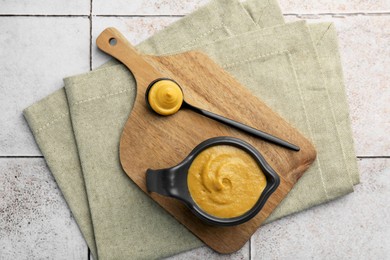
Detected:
left=97, top=28, right=316, bottom=254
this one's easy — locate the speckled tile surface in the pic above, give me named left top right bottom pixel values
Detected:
left=251, top=158, right=390, bottom=259
left=1, top=0, right=390, bottom=259
left=334, top=16, right=390, bottom=156
left=0, top=17, right=90, bottom=156
left=93, top=0, right=208, bottom=15
left=279, top=0, right=390, bottom=13
left=0, top=159, right=87, bottom=259
left=0, top=0, right=90, bottom=15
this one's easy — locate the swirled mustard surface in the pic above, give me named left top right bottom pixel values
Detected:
left=148, top=80, right=183, bottom=116
left=187, top=145, right=267, bottom=218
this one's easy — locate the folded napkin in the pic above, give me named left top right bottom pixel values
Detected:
left=309, top=22, right=359, bottom=185
left=23, top=89, right=98, bottom=255
left=24, top=0, right=359, bottom=259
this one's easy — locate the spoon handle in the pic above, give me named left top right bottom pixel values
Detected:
left=184, top=103, right=300, bottom=151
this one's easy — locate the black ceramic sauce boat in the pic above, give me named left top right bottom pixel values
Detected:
left=146, top=136, right=280, bottom=226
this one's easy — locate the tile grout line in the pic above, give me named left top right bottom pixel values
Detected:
left=0, top=12, right=390, bottom=18
left=95, top=14, right=184, bottom=17
left=0, top=14, right=89, bottom=17
left=357, top=156, right=390, bottom=159
left=89, top=0, right=93, bottom=71
left=86, top=1, right=93, bottom=258
left=0, top=14, right=184, bottom=18
left=0, top=156, right=44, bottom=158
left=249, top=237, right=252, bottom=260
left=284, top=11, right=390, bottom=16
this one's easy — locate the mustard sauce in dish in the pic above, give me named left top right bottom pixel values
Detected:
left=187, top=145, right=267, bottom=219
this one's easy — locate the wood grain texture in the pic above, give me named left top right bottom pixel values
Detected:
left=97, top=28, right=316, bottom=253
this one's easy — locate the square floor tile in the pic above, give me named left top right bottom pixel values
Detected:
left=279, top=0, right=390, bottom=13
left=0, top=0, right=90, bottom=15
left=0, top=159, right=87, bottom=259
left=335, top=16, right=390, bottom=156
left=93, top=0, right=208, bottom=15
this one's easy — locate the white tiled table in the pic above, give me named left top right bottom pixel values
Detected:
left=1, top=1, right=389, bottom=259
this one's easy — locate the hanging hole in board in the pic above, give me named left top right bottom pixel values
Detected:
left=109, top=38, right=117, bottom=46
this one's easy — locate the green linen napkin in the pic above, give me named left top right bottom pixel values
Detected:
left=23, top=0, right=359, bottom=259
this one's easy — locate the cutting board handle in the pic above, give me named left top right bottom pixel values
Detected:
left=96, top=27, right=162, bottom=83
